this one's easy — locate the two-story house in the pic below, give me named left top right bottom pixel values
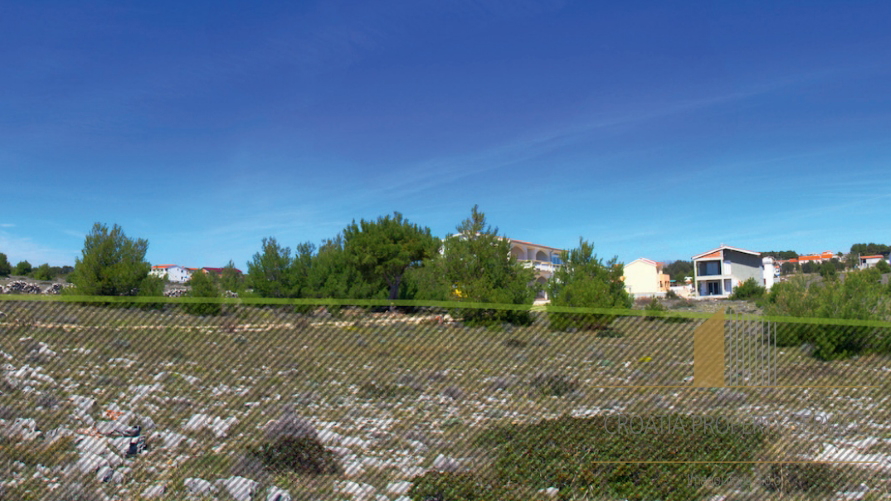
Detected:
left=622, top=258, right=671, bottom=299
left=508, top=239, right=564, bottom=301
left=149, top=264, right=192, bottom=283
left=692, top=245, right=768, bottom=298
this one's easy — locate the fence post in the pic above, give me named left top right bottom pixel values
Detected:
left=694, top=308, right=725, bottom=388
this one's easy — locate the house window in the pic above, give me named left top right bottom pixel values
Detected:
left=699, top=261, right=720, bottom=276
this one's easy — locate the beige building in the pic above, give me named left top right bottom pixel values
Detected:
left=622, top=258, right=670, bottom=298
left=508, top=239, right=565, bottom=302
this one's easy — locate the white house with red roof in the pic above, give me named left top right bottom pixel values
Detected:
left=149, top=265, right=244, bottom=283
left=622, top=258, right=671, bottom=299
left=859, top=255, right=887, bottom=269
left=149, top=264, right=192, bottom=283
left=692, top=245, right=772, bottom=298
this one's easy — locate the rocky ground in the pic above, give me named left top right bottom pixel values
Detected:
left=0, top=301, right=889, bottom=500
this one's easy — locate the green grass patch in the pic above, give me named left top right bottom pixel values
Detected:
left=412, top=414, right=777, bottom=501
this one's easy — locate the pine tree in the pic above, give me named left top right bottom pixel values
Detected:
left=184, top=269, right=222, bottom=316
left=547, top=238, right=631, bottom=331
left=0, top=253, right=11, bottom=276
left=437, top=205, right=535, bottom=326
left=343, top=212, right=440, bottom=301
left=246, top=237, right=295, bottom=298
left=69, top=223, right=153, bottom=296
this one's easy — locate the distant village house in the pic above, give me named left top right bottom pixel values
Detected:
left=692, top=245, right=776, bottom=298
left=622, top=258, right=671, bottom=299
left=149, top=264, right=242, bottom=283
left=508, top=239, right=564, bottom=301
left=859, top=255, right=887, bottom=269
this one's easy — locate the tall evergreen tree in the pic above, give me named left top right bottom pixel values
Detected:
left=435, top=205, right=535, bottom=326
left=343, top=212, right=440, bottom=301
left=184, top=269, right=222, bottom=315
left=0, top=253, right=11, bottom=276
left=547, top=238, right=631, bottom=331
left=246, top=237, right=295, bottom=298
left=13, top=260, right=32, bottom=276
left=219, top=259, right=245, bottom=294
left=290, top=242, right=317, bottom=298
left=69, top=223, right=152, bottom=296
left=33, top=263, right=53, bottom=281
left=663, top=260, right=693, bottom=283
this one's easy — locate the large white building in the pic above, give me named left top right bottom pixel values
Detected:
left=149, top=264, right=192, bottom=283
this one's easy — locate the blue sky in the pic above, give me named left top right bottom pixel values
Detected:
left=2, top=0, right=890, bottom=268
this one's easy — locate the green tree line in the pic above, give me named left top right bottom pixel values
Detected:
left=0, top=252, right=73, bottom=281
left=57, top=208, right=630, bottom=325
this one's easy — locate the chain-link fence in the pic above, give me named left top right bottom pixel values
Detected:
left=0, top=296, right=888, bottom=500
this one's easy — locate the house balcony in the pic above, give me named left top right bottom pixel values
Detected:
left=520, top=260, right=560, bottom=274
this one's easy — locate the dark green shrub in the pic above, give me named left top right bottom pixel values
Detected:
left=643, top=297, right=665, bottom=321
left=245, top=411, right=341, bottom=476
left=546, top=239, right=631, bottom=332
left=729, top=278, right=766, bottom=300
left=529, top=372, right=578, bottom=397
left=410, top=414, right=778, bottom=501
left=760, top=462, right=849, bottom=494
left=596, top=327, right=623, bottom=337
left=456, top=308, right=532, bottom=328
left=408, top=472, right=528, bottom=501
left=183, top=270, right=222, bottom=316
left=248, top=437, right=340, bottom=475
left=502, top=338, right=528, bottom=348
left=765, top=271, right=891, bottom=359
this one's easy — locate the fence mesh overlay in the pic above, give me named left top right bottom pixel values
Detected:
left=0, top=296, right=889, bottom=500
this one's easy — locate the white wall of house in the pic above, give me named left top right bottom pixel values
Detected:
left=860, top=256, right=884, bottom=269
left=168, top=266, right=192, bottom=283
left=693, top=246, right=763, bottom=298
left=152, top=265, right=192, bottom=283
left=763, top=257, right=776, bottom=290
left=623, top=259, right=668, bottom=298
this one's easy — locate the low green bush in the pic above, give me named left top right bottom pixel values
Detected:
left=729, top=278, right=766, bottom=300
left=548, top=310, right=617, bottom=332
left=247, top=437, right=340, bottom=475
left=529, top=372, right=578, bottom=397
left=409, top=472, right=529, bottom=501
left=243, top=410, right=341, bottom=476
left=760, top=462, right=851, bottom=495
left=182, top=270, right=222, bottom=316
left=411, top=414, right=778, bottom=501
left=765, top=271, right=891, bottom=359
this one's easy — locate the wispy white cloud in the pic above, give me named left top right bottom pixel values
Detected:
left=0, top=223, right=14, bottom=228
left=0, top=230, right=78, bottom=266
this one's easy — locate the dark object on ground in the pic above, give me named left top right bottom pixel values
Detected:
left=127, top=436, right=146, bottom=456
